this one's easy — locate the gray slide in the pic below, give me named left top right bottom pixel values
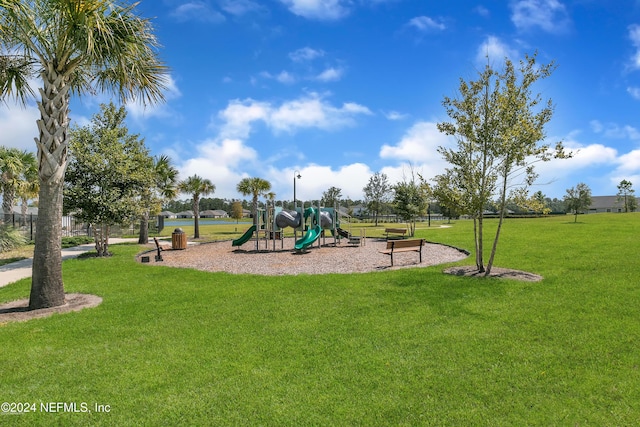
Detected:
left=319, top=211, right=332, bottom=229
left=276, top=209, right=333, bottom=229
left=276, top=210, right=302, bottom=229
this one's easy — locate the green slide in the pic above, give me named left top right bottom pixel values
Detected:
left=232, top=224, right=256, bottom=247
left=294, top=225, right=322, bottom=250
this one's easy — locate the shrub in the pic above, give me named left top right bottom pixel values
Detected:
left=0, top=225, right=26, bottom=252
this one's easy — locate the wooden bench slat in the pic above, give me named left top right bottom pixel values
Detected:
left=379, top=239, right=424, bottom=266
left=384, top=228, right=407, bottom=240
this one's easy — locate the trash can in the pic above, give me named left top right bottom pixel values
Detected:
left=172, top=228, right=187, bottom=250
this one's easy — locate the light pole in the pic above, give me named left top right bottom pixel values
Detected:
left=293, top=170, right=301, bottom=241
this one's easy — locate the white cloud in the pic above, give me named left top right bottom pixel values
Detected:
left=383, top=111, right=409, bottom=121
left=258, top=70, right=297, bottom=84
left=590, top=120, right=640, bottom=140
left=176, top=138, right=258, bottom=198
left=217, top=94, right=372, bottom=137
left=315, top=67, right=343, bottom=82
left=276, top=71, right=297, bottom=84
left=628, top=25, right=640, bottom=70
left=126, top=75, right=182, bottom=120
left=379, top=121, right=453, bottom=165
left=289, top=47, right=325, bottom=62
left=219, top=0, right=265, bottom=16
left=614, top=149, right=640, bottom=175
left=269, top=96, right=372, bottom=132
left=267, top=163, right=373, bottom=201
left=533, top=139, right=618, bottom=192
left=627, top=86, right=640, bottom=100
left=170, top=1, right=226, bottom=23
left=408, top=16, right=446, bottom=32
left=476, top=35, right=519, bottom=65
left=0, top=104, right=40, bottom=151
left=474, top=5, right=490, bottom=18
left=279, top=0, right=349, bottom=20
left=510, top=0, right=570, bottom=34
left=217, top=99, right=271, bottom=139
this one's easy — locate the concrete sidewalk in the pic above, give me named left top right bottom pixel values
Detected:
left=0, top=238, right=139, bottom=288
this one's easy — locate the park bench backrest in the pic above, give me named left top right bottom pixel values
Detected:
left=386, top=239, right=423, bottom=250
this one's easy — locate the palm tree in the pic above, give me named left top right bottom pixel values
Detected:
left=17, top=150, right=38, bottom=226
left=138, top=155, right=178, bottom=244
left=178, top=175, right=215, bottom=239
left=0, top=0, right=168, bottom=309
left=0, top=147, right=36, bottom=220
left=236, top=177, right=272, bottom=227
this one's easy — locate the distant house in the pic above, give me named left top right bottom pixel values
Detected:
left=159, top=211, right=176, bottom=218
left=12, top=206, right=38, bottom=215
left=176, top=210, right=194, bottom=218
left=338, top=205, right=367, bottom=217
left=201, top=209, right=229, bottom=218
left=242, top=209, right=251, bottom=218
left=587, top=195, right=640, bottom=213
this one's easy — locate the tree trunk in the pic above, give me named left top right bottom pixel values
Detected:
left=93, top=224, right=111, bottom=256
left=21, top=199, right=28, bottom=226
left=486, top=173, right=509, bottom=275
left=29, top=67, right=70, bottom=310
left=2, top=187, right=15, bottom=216
left=138, top=211, right=149, bottom=244
left=476, top=214, right=485, bottom=273
left=29, top=178, right=65, bottom=309
left=193, top=197, right=200, bottom=239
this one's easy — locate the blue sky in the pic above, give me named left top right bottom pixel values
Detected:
left=3, top=0, right=640, bottom=202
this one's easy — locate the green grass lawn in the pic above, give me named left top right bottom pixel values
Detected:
left=1, top=214, right=639, bottom=425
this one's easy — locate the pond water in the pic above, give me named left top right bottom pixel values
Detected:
left=162, top=219, right=244, bottom=226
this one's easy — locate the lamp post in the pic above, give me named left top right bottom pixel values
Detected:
left=293, top=170, right=301, bottom=241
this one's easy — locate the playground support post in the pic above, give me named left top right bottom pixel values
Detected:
left=293, top=170, right=301, bottom=242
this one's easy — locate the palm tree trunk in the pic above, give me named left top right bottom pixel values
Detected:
left=193, top=197, right=200, bottom=239
left=21, top=199, right=28, bottom=226
left=29, top=178, right=65, bottom=309
left=2, top=187, right=15, bottom=216
left=29, top=67, right=70, bottom=310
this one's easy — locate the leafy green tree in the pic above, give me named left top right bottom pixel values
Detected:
left=138, top=155, right=178, bottom=244
left=0, top=0, right=168, bottom=309
left=321, top=186, right=342, bottom=207
left=393, top=171, right=427, bottom=236
left=64, top=103, right=154, bottom=256
left=363, top=172, right=392, bottom=226
left=431, top=173, right=463, bottom=223
left=435, top=53, right=568, bottom=274
left=564, top=182, right=592, bottom=222
left=616, top=180, right=637, bottom=213
left=231, top=200, right=243, bottom=223
left=236, top=177, right=271, bottom=227
left=178, top=175, right=215, bottom=239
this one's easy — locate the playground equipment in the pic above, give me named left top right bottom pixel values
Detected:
left=231, top=224, right=257, bottom=247
left=233, top=198, right=359, bottom=252
left=275, top=209, right=302, bottom=229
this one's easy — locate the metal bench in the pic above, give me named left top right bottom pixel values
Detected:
left=379, top=239, right=424, bottom=266
left=153, top=237, right=170, bottom=261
